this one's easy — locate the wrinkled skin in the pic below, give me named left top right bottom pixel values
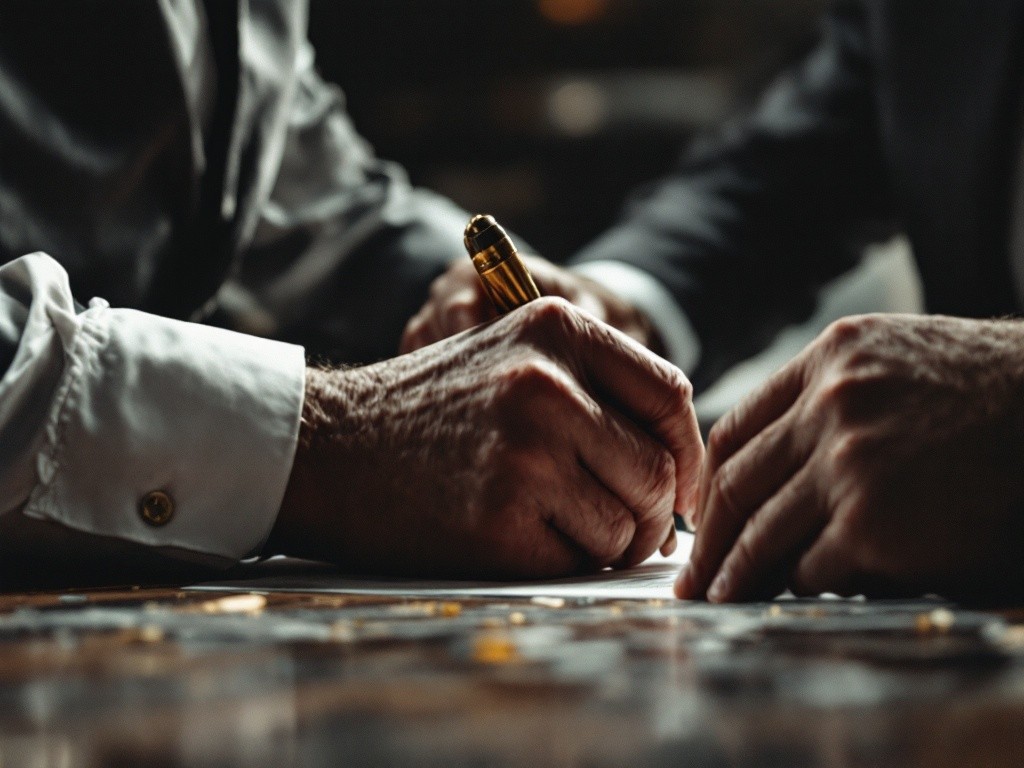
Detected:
left=400, top=256, right=663, bottom=355
left=269, top=298, right=703, bottom=579
left=677, top=314, right=1024, bottom=604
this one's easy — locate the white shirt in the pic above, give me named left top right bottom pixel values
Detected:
left=0, top=253, right=305, bottom=566
left=0, top=0, right=469, bottom=579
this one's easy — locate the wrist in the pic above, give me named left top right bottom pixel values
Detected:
left=266, top=366, right=363, bottom=557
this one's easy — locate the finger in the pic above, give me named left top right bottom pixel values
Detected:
left=424, top=286, right=494, bottom=346
left=546, top=459, right=639, bottom=569
left=660, top=525, right=678, bottom=557
left=788, top=525, right=859, bottom=598
left=686, top=459, right=710, bottom=531
left=439, top=285, right=491, bottom=337
left=702, top=464, right=824, bottom=602
left=565, top=309, right=704, bottom=517
left=571, top=396, right=679, bottom=567
left=481, top=507, right=590, bottom=580
left=677, top=408, right=808, bottom=600
left=400, top=312, right=429, bottom=354
left=494, top=356, right=646, bottom=571
left=696, top=355, right=808, bottom=527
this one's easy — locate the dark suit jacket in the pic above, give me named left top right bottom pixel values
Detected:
left=0, top=0, right=465, bottom=365
left=571, top=1, right=1024, bottom=388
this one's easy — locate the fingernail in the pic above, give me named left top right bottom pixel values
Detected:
left=674, top=563, right=692, bottom=599
left=707, top=570, right=729, bottom=603
left=682, top=507, right=698, bottom=533
left=661, top=530, right=678, bottom=557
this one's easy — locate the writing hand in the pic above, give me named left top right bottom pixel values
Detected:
left=271, top=298, right=703, bottom=579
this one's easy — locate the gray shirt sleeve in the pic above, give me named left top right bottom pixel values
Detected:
left=218, top=42, right=470, bottom=364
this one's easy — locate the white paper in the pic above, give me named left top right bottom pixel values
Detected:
left=191, top=534, right=693, bottom=600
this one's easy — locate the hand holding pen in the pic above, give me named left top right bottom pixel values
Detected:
left=400, top=215, right=697, bottom=557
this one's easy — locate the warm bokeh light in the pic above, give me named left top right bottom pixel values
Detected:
left=536, top=0, right=609, bottom=26
left=547, top=79, right=608, bottom=136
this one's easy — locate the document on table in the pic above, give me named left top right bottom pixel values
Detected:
left=191, top=534, right=693, bottom=600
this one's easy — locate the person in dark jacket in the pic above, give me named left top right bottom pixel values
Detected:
left=410, top=1, right=1024, bottom=603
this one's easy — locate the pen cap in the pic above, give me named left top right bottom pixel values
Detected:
left=464, top=215, right=511, bottom=270
left=463, top=214, right=541, bottom=313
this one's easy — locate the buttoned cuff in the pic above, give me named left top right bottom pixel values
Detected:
left=23, top=301, right=305, bottom=565
left=571, top=260, right=702, bottom=374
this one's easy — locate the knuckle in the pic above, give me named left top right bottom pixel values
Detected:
left=817, top=315, right=884, bottom=362
left=499, top=357, right=568, bottom=404
left=841, top=345, right=879, bottom=372
left=659, top=367, right=693, bottom=413
left=707, top=416, right=735, bottom=464
left=822, top=315, right=867, bottom=348
left=826, top=430, right=871, bottom=474
left=518, top=296, right=579, bottom=338
left=708, top=460, right=745, bottom=524
left=814, top=372, right=871, bottom=418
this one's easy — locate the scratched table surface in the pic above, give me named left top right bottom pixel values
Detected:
left=2, top=587, right=1024, bottom=768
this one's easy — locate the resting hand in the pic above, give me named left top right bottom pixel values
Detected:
left=400, top=256, right=663, bottom=354
left=676, top=314, right=1024, bottom=603
left=271, top=298, right=703, bottom=579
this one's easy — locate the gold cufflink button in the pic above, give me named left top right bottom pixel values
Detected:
left=140, top=491, right=174, bottom=526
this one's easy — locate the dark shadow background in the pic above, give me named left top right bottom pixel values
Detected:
left=309, top=0, right=826, bottom=260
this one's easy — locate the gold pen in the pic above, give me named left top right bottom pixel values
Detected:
left=464, top=214, right=684, bottom=544
left=464, top=214, right=541, bottom=312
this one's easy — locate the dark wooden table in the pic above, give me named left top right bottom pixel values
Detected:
left=1, top=586, right=1023, bottom=767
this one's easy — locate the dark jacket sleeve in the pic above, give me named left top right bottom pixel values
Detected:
left=569, top=1, right=893, bottom=388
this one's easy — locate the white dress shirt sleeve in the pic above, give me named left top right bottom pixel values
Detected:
left=571, top=260, right=703, bottom=374
left=0, top=253, right=305, bottom=566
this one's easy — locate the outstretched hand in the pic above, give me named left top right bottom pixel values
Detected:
left=677, top=314, right=1024, bottom=603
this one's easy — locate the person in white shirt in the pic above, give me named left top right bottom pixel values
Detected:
left=411, top=1, right=1024, bottom=603
left=0, top=1, right=703, bottom=588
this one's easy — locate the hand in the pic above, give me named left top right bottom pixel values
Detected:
left=269, top=298, right=703, bottom=579
left=400, top=256, right=664, bottom=355
left=676, top=314, right=1024, bottom=603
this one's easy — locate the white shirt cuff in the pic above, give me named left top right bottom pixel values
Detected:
left=572, top=260, right=702, bottom=374
left=23, top=298, right=305, bottom=564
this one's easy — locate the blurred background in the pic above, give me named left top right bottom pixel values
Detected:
left=309, top=0, right=922, bottom=424
left=310, top=0, right=825, bottom=256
